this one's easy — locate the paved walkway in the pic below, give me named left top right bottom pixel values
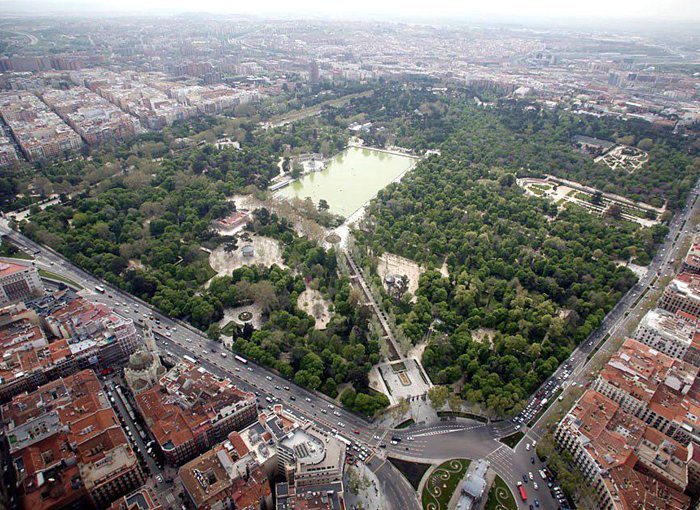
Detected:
left=345, top=252, right=402, bottom=359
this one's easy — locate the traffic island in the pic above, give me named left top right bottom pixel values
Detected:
left=421, top=459, right=471, bottom=510
left=484, top=475, right=517, bottom=510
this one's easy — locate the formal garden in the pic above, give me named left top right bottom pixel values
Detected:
left=421, top=458, right=471, bottom=510
left=484, top=475, right=517, bottom=510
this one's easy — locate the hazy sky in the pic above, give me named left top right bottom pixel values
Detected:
left=9, top=0, right=700, bottom=22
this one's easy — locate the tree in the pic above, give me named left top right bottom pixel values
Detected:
left=224, top=237, right=238, bottom=253
left=428, top=386, right=450, bottom=410
left=606, top=203, right=623, bottom=220
left=318, top=199, right=330, bottom=211
left=591, top=191, right=603, bottom=206
left=499, top=173, right=516, bottom=188
left=291, top=163, right=303, bottom=179
left=207, top=323, right=221, bottom=342
left=637, top=138, right=653, bottom=151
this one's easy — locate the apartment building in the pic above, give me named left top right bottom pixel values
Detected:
left=660, top=274, right=700, bottom=317
left=107, top=486, right=163, bottom=510
left=1, top=370, right=145, bottom=510
left=0, top=289, right=139, bottom=401
left=555, top=389, right=691, bottom=509
left=0, top=260, right=44, bottom=307
left=135, top=362, right=257, bottom=465
left=41, top=87, right=138, bottom=145
left=178, top=431, right=272, bottom=510
left=261, top=405, right=346, bottom=490
left=634, top=308, right=699, bottom=361
left=682, top=237, right=700, bottom=275
left=0, top=91, right=83, bottom=161
left=0, top=136, right=19, bottom=167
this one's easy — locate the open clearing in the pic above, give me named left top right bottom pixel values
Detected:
left=377, top=252, right=425, bottom=300
left=208, top=235, right=287, bottom=281
left=297, top=288, right=332, bottom=329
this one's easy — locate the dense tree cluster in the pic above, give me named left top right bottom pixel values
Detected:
left=348, top=89, right=683, bottom=416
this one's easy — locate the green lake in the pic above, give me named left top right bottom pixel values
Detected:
left=278, top=147, right=417, bottom=218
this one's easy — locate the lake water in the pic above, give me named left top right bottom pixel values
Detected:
left=278, top=147, right=417, bottom=218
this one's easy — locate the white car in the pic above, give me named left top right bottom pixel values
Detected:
left=529, top=472, right=534, bottom=480
left=534, top=482, right=539, bottom=490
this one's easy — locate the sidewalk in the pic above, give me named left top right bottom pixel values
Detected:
left=344, top=462, right=384, bottom=510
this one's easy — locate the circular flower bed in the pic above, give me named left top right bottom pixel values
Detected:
left=238, top=311, right=253, bottom=322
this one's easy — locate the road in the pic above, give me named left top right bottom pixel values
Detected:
left=1, top=178, right=698, bottom=510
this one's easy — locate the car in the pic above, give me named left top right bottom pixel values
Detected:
left=247, top=367, right=253, bottom=372
left=275, top=386, right=281, bottom=390
left=531, top=456, right=535, bottom=464
left=534, top=500, right=539, bottom=507
left=526, top=443, right=530, bottom=451
left=266, top=376, right=273, bottom=381
left=328, top=404, right=335, bottom=409
left=284, top=386, right=290, bottom=391
left=523, top=475, right=528, bottom=483
left=516, top=481, right=522, bottom=487
left=532, top=440, right=537, bottom=447
left=322, top=409, right=327, bottom=414
left=186, top=338, right=192, bottom=342
left=202, top=350, right=208, bottom=355
left=306, top=397, right=312, bottom=402
left=390, top=440, right=398, bottom=445
left=156, top=475, right=163, bottom=483
left=290, top=396, right=296, bottom=401
left=353, top=429, right=360, bottom=434
left=221, top=352, right=227, bottom=358
left=534, top=482, right=538, bottom=490
left=235, top=367, right=240, bottom=372
left=529, top=472, right=533, bottom=480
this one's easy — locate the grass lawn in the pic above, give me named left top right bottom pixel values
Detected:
left=484, top=475, right=517, bottom=510
left=39, top=270, right=83, bottom=290
left=437, top=411, right=488, bottom=423
left=396, top=418, right=415, bottom=429
left=421, top=459, right=471, bottom=510
left=221, top=321, right=239, bottom=336
left=391, top=361, right=408, bottom=372
left=499, top=431, right=524, bottom=449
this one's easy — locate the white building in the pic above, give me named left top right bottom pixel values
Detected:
left=634, top=308, right=698, bottom=360
left=0, top=260, right=43, bottom=306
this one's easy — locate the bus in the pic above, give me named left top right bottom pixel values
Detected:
left=183, top=355, right=199, bottom=365
left=518, top=484, right=527, bottom=501
left=95, top=286, right=105, bottom=294
left=234, top=355, right=248, bottom=364
left=335, top=434, right=352, bottom=447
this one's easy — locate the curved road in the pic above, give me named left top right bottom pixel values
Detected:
left=1, top=178, right=698, bottom=510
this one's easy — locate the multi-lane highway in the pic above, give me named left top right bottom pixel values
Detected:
left=1, top=177, right=699, bottom=510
